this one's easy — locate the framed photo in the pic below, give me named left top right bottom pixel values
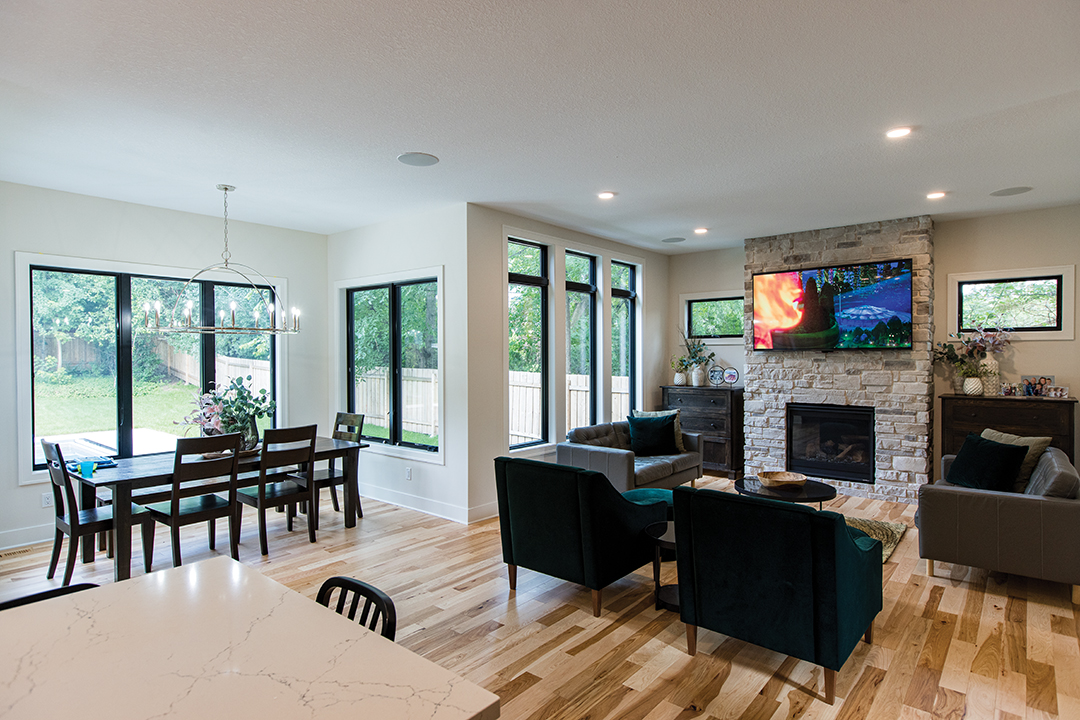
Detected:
left=1046, top=386, right=1070, bottom=399
left=1021, top=375, right=1056, bottom=396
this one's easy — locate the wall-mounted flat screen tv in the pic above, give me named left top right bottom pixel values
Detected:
left=752, top=259, right=913, bottom=351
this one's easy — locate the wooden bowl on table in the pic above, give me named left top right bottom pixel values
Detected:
left=757, top=471, right=807, bottom=488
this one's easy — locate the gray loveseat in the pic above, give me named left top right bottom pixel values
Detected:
left=917, top=446, right=1080, bottom=601
left=555, top=421, right=702, bottom=492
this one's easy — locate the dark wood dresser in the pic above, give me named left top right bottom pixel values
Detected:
left=661, top=386, right=744, bottom=477
left=939, top=393, right=1077, bottom=463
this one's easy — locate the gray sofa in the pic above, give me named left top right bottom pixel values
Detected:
left=917, top=446, right=1080, bottom=601
left=555, top=421, right=702, bottom=492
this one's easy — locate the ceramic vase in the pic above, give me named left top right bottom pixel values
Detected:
left=980, top=356, right=1000, bottom=396
left=673, top=372, right=687, bottom=386
left=691, top=366, right=707, bottom=387
left=963, top=377, right=984, bottom=396
left=951, top=374, right=964, bottom=394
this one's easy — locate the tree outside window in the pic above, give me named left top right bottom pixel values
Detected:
left=688, top=297, right=743, bottom=338
left=959, top=276, right=1062, bottom=332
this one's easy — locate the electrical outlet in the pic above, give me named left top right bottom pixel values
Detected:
left=405, top=466, right=412, bottom=481
left=41, top=493, right=53, bottom=508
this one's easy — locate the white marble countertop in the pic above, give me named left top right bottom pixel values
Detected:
left=0, top=557, right=500, bottom=720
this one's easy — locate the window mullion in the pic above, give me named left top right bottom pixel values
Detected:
left=116, top=274, right=134, bottom=458
left=200, top=282, right=216, bottom=393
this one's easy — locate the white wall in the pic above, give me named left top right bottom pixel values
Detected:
left=932, top=204, right=1080, bottom=476
left=0, top=181, right=329, bottom=549
left=667, top=246, right=748, bottom=387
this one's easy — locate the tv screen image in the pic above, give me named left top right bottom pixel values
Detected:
left=752, top=259, right=913, bottom=351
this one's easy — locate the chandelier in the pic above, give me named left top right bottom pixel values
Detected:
left=144, top=185, right=300, bottom=335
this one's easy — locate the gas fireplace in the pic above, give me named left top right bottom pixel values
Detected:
left=786, top=403, right=875, bottom=484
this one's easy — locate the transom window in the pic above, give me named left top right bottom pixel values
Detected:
left=687, top=297, right=743, bottom=338
left=958, top=275, right=1063, bottom=332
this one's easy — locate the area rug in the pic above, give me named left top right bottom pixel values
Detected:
left=844, top=517, right=908, bottom=563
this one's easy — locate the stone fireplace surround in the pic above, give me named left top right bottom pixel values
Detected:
left=742, top=216, right=934, bottom=503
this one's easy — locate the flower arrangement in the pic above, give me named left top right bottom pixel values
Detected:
left=672, top=331, right=715, bottom=371
left=932, top=327, right=1012, bottom=375
left=179, top=375, right=276, bottom=444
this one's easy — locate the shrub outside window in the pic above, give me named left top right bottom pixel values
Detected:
left=688, top=297, right=743, bottom=338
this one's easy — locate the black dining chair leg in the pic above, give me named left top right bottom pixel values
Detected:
left=330, top=484, right=341, bottom=513
left=106, top=528, right=114, bottom=559
left=207, top=518, right=216, bottom=550
left=171, top=525, right=183, bottom=567
left=306, top=502, right=317, bottom=544
left=311, top=488, right=321, bottom=531
left=98, top=530, right=107, bottom=551
left=286, top=504, right=294, bottom=532
left=228, top=511, right=240, bottom=560
left=257, top=507, right=270, bottom=556
left=47, top=529, right=64, bottom=580
left=141, top=520, right=155, bottom=573
left=63, top=535, right=79, bottom=587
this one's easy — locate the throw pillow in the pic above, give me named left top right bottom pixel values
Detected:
left=945, top=433, right=1029, bottom=492
left=980, top=428, right=1052, bottom=492
left=630, top=409, right=686, bottom=453
left=627, top=414, right=679, bottom=457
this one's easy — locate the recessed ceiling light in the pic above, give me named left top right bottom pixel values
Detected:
left=694, top=228, right=708, bottom=234
left=597, top=191, right=616, bottom=200
left=990, top=186, right=1033, bottom=197
left=926, top=191, right=946, bottom=199
left=886, top=127, right=912, bottom=139
left=397, top=152, right=439, bottom=166
left=661, top=237, right=686, bottom=244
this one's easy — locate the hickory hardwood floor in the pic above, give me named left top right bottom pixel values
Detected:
left=1, top=475, right=1075, bottom=719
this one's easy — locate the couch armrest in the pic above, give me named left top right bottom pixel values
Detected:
left=941, top=454, right=956, bottom=480
left=555, top=442, right=636, bottom=492
left=917, top=481, right=1080, bottom=586
left=682, top=432, right=701, bottom=454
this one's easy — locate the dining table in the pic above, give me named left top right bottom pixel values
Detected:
left=75, top=436, right=363, bottom=582
left=0, top=556, right=500, bottom=719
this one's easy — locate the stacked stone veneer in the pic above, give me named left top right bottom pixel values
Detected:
left=743, top=216, right=934, bottom=503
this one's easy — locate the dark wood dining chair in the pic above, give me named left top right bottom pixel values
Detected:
left=135, top=433, right=242, bottom=567
left=237, top=425, right=317, bottom=556
left=41, top=440, right=155, bottom=586
left=306, top=412, right=364, bottom=528
left=0, top=583, right=98, bottom=611
left=316, top=576, right=397, bottom=640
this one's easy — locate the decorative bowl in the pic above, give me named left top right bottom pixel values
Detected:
left=758, top=471, right=807, bottom=488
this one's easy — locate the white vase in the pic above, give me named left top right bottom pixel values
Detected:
left=673, top=372, right=687, bottom=386
left=980, top=356, right=1000, bottom=396
left=691, top=366, right=707, bottom=387
left=963, top=377, right=984, bottom=396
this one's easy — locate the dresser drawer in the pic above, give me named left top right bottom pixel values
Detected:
left=662, top=387, right=730, bottom=412
left=680, top=414, right=730, bottom=437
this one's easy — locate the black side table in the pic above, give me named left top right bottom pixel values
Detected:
left=644, top=521, right=679, bottom=612
left=734, top=477, right=837, bottom=510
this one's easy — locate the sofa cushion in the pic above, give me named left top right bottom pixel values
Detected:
left=622, top=487, right=675, bottom=518
left=1024, top=447, right=1080, bottom=499
left=630, top=409, right=686, bottom=453
left=627, top=414, right=678, bottom=456
left=945, top=433, right=1028, bottom=492
left=634, top=456, right=675, bottom=486
left=980, top=428, right=1053, bottom=492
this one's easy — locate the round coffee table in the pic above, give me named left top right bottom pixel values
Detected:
left=644, top=521, right=679, bottom=612
left=734, top=477, right=837, bottom=510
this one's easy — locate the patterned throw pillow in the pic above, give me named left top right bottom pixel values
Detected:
left=630, top=409, right=685, bottom=453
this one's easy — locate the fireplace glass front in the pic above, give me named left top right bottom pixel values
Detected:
left=786, top=403, right=875, bottom=483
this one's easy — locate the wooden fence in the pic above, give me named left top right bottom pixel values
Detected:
left=156, top=342, right=271, bottom=392
left=510, top=372, right=630, bottom=445
left=353, top=368, right=439, bottom=438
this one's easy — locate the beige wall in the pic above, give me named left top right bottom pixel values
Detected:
left=666, top=247, right=748, bottom=390
left=0, top=181, right=329, bottom=548
left=932, top=204, right=1080, bottom=476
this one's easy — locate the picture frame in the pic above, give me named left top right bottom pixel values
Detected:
left=1021, top=375, right=1056, bottom=396
left=1045, top=385, right=1070, bottom=399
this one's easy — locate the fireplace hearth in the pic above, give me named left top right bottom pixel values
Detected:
left=786, top=403, right=875, bottom=484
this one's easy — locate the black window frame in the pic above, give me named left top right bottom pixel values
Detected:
left=565, top=251, right=597, bottom=428
left=508, top=239, right=549, bottom=449
left=687, top=296, right=743, bottom=339
left=346, top=277, right=440, bottom=452
left=957, top=274, right=1064, bottom=333
left=29, top=264, right=279, bottom=470
left=610, top=261, right=637, bottom=412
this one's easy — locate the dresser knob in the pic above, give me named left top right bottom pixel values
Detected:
left=710, top=399, right=715, bottom=404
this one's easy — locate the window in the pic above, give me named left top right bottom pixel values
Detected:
left=959, top=275, right=1063, bottom=332
left=611, top=262, right=636, bottom=418
left=347, top=278, right=439, bottom=451
left=30, top=265, right=277, bottom=468
left=508, top=240, right=548, bottom=448
left=687, top=297, right=743, bottom=338
left=565, top=252, right=596, bottom=431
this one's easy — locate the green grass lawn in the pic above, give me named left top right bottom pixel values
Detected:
left=35, top=377, right=201, bottom=436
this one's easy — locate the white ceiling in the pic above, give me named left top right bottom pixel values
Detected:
left=1, top=0, right=1078, bottom=253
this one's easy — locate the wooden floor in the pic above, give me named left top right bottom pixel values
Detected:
left=2, top=475, right=1075, bottom=719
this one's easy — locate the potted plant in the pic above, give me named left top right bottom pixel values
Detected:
left=957, top=361, right=988, bottom=396
left=179, top=375, right=277, bottom=450
left=678, top=331, right=715, bottom=387
left=670, top=355, right=692, bottom=386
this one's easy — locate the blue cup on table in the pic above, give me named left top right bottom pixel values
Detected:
left=79, top=461, right=96, bottom=478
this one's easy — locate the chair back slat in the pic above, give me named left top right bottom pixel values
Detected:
left=41, top=441, right=80, bottom=527
left=168, top=434, right=242, bottom=520
left=331, top=412, right=364, bottom=443
left=261, top=425, right=318, bottom=477
left=316, top=576, right=397, bottom=641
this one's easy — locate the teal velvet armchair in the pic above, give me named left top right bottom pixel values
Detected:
left=673, top=487, right=882, bottom=704
left=494, top=456, right=667, bottom=616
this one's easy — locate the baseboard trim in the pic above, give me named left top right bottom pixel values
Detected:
left=0, top=523, right=54, bottom=553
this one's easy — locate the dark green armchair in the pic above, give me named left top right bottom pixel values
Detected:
left=674, top=487, right=882, bottom=704
left=494, top=456, right=667, bottom=616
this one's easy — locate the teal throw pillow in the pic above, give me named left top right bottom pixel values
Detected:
left=946, top=433, right=1029, bottom=492
left=627, top=414, right=678, bottom=457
